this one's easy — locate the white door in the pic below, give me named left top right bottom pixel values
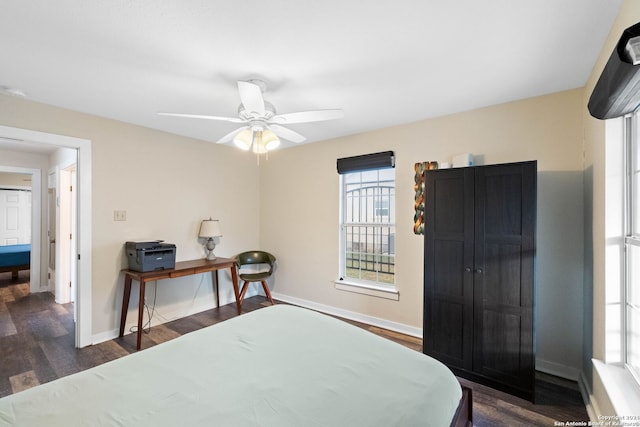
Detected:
left=55, top=166, right=76, bottom=305
left=48, top=184, right=56, bottom=293
left=0, top=189, right=31, bottom=245
left=70, top=167, right=77, bottom=307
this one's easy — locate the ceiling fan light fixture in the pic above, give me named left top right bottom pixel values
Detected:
left=252, top=140, right=267, bottom=154
left=251, top=131, right=268, bottom=154
left=240, top=129, right=280, bottom=154
left=233, top=128, right=253, bottom=150
left=262, top=129, right=280, bottom=151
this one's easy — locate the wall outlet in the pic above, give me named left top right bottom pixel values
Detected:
left=113, top=210, right=127, bottom=221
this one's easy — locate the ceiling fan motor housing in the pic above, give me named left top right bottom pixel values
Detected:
left=249, top=121, right=268, bottom=132
left=238, top=101, right=276, bottom=120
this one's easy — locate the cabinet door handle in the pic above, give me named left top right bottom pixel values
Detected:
left=475, top=268, right=483, bottom=274
left=465, top=267, right=472, bottom=272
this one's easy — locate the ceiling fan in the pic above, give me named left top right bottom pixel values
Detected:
left=158, top=80, right=344, bottom=153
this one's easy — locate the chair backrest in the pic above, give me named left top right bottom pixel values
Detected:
left=235, top=251, right=276, bottom=267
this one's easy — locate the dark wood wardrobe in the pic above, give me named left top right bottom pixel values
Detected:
left=423, top=161, right=536, bottom=401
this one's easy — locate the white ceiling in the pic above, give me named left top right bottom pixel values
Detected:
left=0, top=1, right=623, bottom=150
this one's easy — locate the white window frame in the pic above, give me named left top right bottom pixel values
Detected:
left=336, top=168, right=398, bottom=300
left=625, top=112, right=640, bottom=384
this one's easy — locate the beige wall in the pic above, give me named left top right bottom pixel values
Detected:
left=583, top=0, right=640, bottom=417
left=0, top=172, right=32, bottom=187
left=0, top=94, right=260, bottom=336
left=260, top=88, right=585, bottom=378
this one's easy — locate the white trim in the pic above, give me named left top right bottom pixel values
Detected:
left=535, top=358, right=581, bottom=381
left=579, top=371, right=601, bottom=423
left=272, top=292, right=421, bottom=338
left=0, top=125, right=92, bottom=348
left=91, top=330, right=122, bottom=345
left=92, top=288, right=259, bottom=345
left=0, top=185, right=31, bottom=190
left=334, top=279, right=399, bottom=300
left=31, top=170, right=41, bottom=293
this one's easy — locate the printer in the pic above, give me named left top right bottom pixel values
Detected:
left=125, top=241, right=176, bottom=272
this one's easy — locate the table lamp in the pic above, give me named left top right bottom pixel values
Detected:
left=199, top=218, right=222, bottom=260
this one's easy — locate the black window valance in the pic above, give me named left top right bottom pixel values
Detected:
left=336, top=151, right=395, bottom=174
left=589, top=21, right=640, bottom=120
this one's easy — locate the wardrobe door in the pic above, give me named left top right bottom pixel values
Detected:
left=423, top=168, right=474, bottom=370
left=473, top=161, right=536, bottom=399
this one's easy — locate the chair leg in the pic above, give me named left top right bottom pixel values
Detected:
left=239, top=281, right=250, bottom=304
left=261, top=280, right=275, bottom=305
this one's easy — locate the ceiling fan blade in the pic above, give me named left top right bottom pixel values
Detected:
left=158, top=112, right=246, bottom=123
left=270, top=109, right=344, bottom=124
left=216, top=126, right=248, bottom=144
left=270, top=124, right=306, bottom=143
left=237, top=81, right=265, bottom=116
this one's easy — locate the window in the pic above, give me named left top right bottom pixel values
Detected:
left=337, top=152, right=395, bottom=290
left=626, top=112, right=640, bottom=382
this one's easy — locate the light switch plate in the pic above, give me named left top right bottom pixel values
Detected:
left=113, top=210, right=127, bottom=221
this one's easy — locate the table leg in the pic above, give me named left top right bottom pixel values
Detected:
left=119, top=275, right=132, bottom=337
left=213, top=270, right=220, bottom=308
left=230, top=266, right=241, bottom=315
left=137, top=279, right=146, bottom=350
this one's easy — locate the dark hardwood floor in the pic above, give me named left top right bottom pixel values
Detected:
left=0, top=272, right=589, bottom=425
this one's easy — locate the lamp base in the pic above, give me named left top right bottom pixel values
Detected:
left=204, top=238, right=217, bottom=261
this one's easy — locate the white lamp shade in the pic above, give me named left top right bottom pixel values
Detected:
left=263, top=129, right=280, bottom=151
left=199, top=219, right=222, bottom=238
left=233, top=128, right=253, bottom=151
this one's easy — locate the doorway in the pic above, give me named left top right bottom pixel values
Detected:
left=0, top=180, right=33, bottom=282
left=0, top=125, right=92, bottom=348
left=0, top=167, right=40, bottom=286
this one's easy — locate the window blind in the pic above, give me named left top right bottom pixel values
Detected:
left=336, top=151, right=395, bottom=174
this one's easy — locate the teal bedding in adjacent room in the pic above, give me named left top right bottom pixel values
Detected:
left=0, top=305, right=463, bottom=427
left=0, top=244, right=30, bottom=269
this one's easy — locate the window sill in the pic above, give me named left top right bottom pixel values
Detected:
left=334, top=279, right=399, bottom=301
left=593, top=359, right=640, bottom=417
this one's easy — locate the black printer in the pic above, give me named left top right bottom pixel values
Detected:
left=125, top=241, right=176, bottom=272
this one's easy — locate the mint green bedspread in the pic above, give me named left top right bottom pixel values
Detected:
left=0, top=305, right=461, bottom=426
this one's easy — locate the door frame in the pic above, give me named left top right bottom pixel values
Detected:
left=47, top=170, right=56, bottom=297
left=0, top=125, right=92, bottom=348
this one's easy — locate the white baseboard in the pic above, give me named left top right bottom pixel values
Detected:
left=92, top=328, right=122, bottom=345
left=271, top=292, right=422, bottom=338
left=578, top=371, right=600, bottom=423
left=536, top=358, right=581, bottom=381
left=92, top=288, right=259, bottom=345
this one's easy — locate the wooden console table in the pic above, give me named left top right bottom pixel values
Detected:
left=119, top=257, right=240, bottom=350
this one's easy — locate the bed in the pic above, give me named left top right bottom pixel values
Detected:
left=0, top=244, right=30, bottom=280
left=0, top=305, right=471, bottom=426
